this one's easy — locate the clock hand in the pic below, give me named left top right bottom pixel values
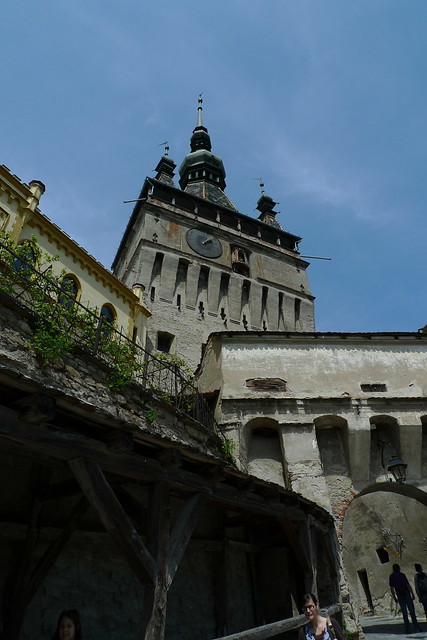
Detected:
left=202, top=238, right=212, bottom=245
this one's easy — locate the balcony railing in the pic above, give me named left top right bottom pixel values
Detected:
left=0, top=238, right=220, bottom=437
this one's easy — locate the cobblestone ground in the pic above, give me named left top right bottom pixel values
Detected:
left=361, top=615, right=427, bottom=640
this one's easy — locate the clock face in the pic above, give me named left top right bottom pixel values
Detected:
left=186, top=228, right=223, bottom=258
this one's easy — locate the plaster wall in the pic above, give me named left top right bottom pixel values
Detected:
left=218, top=340, right=427, bottom=399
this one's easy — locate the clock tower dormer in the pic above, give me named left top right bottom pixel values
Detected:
left=113, top=100, right=315, bottom=368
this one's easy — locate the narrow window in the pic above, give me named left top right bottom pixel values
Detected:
left=219, top=273, right=230, bottom=298
left=150, top=287, right=155, bottom=302
left=241, top=280, right=251, bottom=307
left=261, top=286, right=268, bottom=314
left=177, top=294, right=182, bottom=311
left=277, top=292, right=285, bottom=330
left=150, top=252, right=164, bottom=284
left=174, top=259, right=188, bottom=294
left=197, top=266, right=209, bottom=297
left=294, top=298, right=301, bottom=323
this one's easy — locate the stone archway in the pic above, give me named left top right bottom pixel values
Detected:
left=341, top=483, right=427, bottom=617
left=244, top=417, right=286, bottom=487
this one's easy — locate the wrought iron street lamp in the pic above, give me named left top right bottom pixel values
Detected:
left=386, top=455, right=407, bottom=483
left=379, top=440, right=407, bottom=483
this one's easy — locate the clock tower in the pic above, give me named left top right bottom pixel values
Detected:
left=112, top=99, right=315, bottom=368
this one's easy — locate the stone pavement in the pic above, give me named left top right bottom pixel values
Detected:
left=361, top=615, right=427, bottom=640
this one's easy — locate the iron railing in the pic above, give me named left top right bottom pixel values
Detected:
left=0, top=238, right=219, bottom=436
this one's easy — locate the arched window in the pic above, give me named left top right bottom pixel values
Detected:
left=231, top=246, right=250, bottom=277
left=246, top=419, right=286, bottom=487
left=315, top=416, right=349, bottom=476
left=58, top=275, right=80, bottom=308
left=12, top=242, right=37, bottom=280
left=100, top=304, right=116, bottom=336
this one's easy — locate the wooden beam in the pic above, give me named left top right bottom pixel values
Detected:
left=69, top=457, right=156, bottom=585
left=209, top=604, right=341, bottom=640
left=167, top=493, right=206, bottom=588
left=280, top=519, right=312, bottom=576
left=15, top=393, right=56, bottom=424
left=37, top=478, right=81, bottom=501
left=0, top=405, right=334, bottom=525
left=106, top=432, right=134, bottom=453
left=318, top=530, right=338, bottom=578
left=111, top=483, right=148, bottom=526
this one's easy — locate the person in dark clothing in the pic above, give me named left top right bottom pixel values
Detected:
left=298, top=593, right=345, bottom=640
left=414, top=563, right=427, bottom=619
left=389, top=563, right=421, bottom=633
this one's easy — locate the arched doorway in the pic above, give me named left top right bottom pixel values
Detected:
left=342, top=483, right=427, bottom=616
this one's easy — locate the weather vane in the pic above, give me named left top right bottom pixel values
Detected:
left=158, top=140, right=169, bottom=155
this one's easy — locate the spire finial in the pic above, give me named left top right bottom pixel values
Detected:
left=158, top=140, right=169, bottom=156
left=197, top=93, right=203, bottom=127
left=254, top=177, right=266, bottom=196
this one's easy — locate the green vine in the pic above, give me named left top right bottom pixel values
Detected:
left=219, top=438, right=237, bottom=467
left=0, top=233, right=195, bottom=396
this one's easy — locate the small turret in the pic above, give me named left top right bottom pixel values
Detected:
left=256, top=181, right=282, bottom=229
left=154, top=145, right=176, bottom=187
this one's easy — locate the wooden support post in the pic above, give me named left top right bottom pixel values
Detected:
left=214, top=514, right=229, bottom=637
left=140, top=482, right=170, bottom=640
left=69, top=457, right=156, bottom=585
left=167, top=493, right=206, bottom=587
left=280, top=519, right=312, bottom=576
left=297, top=518, right=315, bottom=593
left=140, top=490, right=206, bottom=640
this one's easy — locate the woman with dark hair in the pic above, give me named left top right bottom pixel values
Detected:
left=52, top=610, right=82, bottom=640
left=298, top=594, right=345, bottom=640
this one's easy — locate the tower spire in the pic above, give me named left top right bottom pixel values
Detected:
left=197, top=94, right=204, bottom=128
left=178, top=97, right=236, bottom=210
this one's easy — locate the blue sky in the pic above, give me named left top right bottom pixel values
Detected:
left=2, top=0, right=427, bottom=332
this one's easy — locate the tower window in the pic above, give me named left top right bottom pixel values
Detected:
left=277, top=292, right=285, bottom=330
left=241, top=280, right=250, bottom=307
left=294, top=298, right=301, bottom=323
left=197, top=266, right=209, bottom=296
left=150, top=252, right=164, bottom=284
left=157, top=332, right=174, bottom=354
left=150, top=287, right=155, bottom=302
left=219, top=273, right=230, bottom=298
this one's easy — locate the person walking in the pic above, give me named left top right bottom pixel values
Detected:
left=389, top=563, right=421, bottom=633
left=414, top=563, right=427, bottom=619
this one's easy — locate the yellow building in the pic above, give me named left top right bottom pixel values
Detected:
left=0, top=163, right=150, bottom=346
